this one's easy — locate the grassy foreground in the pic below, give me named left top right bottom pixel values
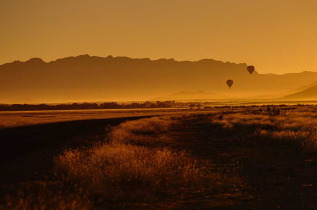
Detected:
left=1, top=105, right=317, bottom=209
left=2, top=116, right=202, bottom=209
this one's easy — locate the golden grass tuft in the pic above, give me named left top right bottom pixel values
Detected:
left=110, top=116, right=175, bottom=146
left=56, top=144, right=199, bottom=194
left=2, top=182, right=92, bottom=210
left=54, top=116, right=200, bottom=202
left=2, top=115, right=201, bottom=208
left=211, top=109, right=317, bottom=151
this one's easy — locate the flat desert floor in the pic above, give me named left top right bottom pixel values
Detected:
left=0, top=106, right=317, bottom=209
left=0, top=108, right=190, bottom=128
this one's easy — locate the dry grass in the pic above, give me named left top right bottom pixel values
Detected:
left=211, top=106, right=317, bottom=151
left=55, top=144, right=199, bottom=199
left=110, top=116, right=175, bottom=146
left=4, top=106, right=317, bottom=209
left=1, top=116, right=200, bottom=209
left=53, top=116, right=200, bottom=204
left=1, top=181, right=92, bottom=210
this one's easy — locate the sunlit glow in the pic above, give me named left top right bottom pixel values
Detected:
left=1, top=0, right=317, bottom=74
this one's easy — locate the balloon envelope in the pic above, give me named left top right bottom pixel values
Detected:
left=226, top=80, right=233, bottom=88
left=247, top=66, right=255, bottom=74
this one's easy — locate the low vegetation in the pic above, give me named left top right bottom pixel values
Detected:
left=0, top=101, right=187, bottom=111
left=2, top=105, right=317, bottom=209
left=56, top=145, right=199, bottom=200
left=110, top=116, right=175, bottom=146
left=2, top=116, right=201, bottom=209
left=55, top=116, right=200, bottom=203
left=211, top=106, right=317, bottom=151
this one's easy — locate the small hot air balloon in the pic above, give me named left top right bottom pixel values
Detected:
left=247, top=66, right=255, bottom=74
left=226, top=80, right=233, bottom=88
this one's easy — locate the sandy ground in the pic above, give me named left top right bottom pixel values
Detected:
left=0, top=108, right=194, bottom=128
left=1, top=108, right=316, bottom=209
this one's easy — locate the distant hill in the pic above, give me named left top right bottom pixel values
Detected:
left=286, top=81, right=317, bottom=95
left=284, top=85, right=317, bottom=100
left=1, top=54, right=317, bottom=103
left=154, top=90, right=230, bottom=101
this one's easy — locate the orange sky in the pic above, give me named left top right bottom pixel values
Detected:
left=0, top=0, right=316, bottom=74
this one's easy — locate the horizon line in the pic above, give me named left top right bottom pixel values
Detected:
left=1, top=54, right=315, bottom=75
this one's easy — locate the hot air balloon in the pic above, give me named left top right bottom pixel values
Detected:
left=226, top=80, right=233, bottom=88
left=247, top=66, right=255, bottom=74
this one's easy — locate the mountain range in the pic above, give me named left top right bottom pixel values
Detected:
left=1, top=55, right=317, bottom=103
left=284, top=83, right=317, bottom=100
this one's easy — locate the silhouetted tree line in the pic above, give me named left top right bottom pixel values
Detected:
left=0, top=101, right=178, bottom=111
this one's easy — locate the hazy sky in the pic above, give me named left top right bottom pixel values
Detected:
left=1, top=0, right=316, bottom=74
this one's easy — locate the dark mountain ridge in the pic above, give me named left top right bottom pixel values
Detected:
left=1, top=55, right=317, bottom=103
